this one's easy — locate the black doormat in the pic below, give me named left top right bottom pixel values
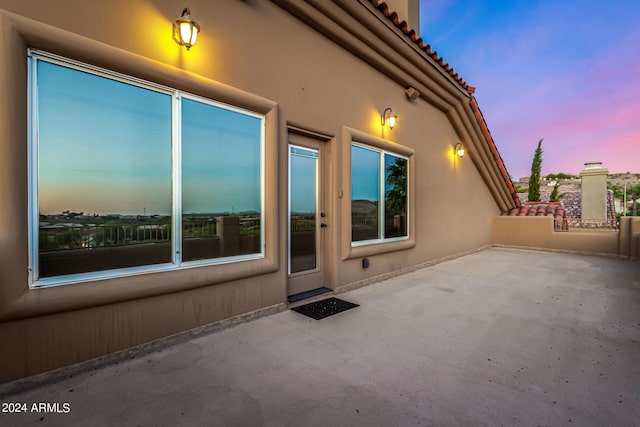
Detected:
left=291, top=297, right=359, bottom=320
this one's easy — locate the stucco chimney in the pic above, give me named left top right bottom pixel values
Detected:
left=580, top=162, right=608, bottom=221
left=384, top=0, right=420, bottom=36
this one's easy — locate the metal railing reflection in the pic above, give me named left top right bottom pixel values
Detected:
left=40, top=215, right=261, bottom=251
left=39, top=223, right=171, bottom=251
left=290, top=214, right=316, bottom=232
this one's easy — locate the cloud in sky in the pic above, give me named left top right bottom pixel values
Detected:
left=420, top=0, right=640, bottom=178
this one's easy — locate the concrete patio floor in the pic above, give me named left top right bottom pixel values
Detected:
left=2, top=247, right=640, bottom=426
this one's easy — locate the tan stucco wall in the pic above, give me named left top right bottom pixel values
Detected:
left=492, top=216, right=640, bottom=259
left=0, top=1, right=506, bottom=383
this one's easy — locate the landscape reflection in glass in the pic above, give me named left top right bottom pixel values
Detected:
left=384, top=154, right=408, bottom=238
left=351, top=145, right=380, bottom=241
left=351, top=144, right=408, bottom=243
left=36, top=61, right=172, bottom=277
left=181, top=98, right=262, bottom=261
left=289, top=146, right=318, bottom=273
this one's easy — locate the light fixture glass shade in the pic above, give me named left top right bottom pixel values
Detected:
left=381, top=107, right=397, bottom=130
left=387, top=115, right=397, bottom=129
left=179, top=21, right=197, bottom=46
left=173, top=8, right=200, bottom=50
left=455, top=143, right=465, bottom=157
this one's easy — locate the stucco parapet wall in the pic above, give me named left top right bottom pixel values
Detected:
left=272, top=0, right=516, bottom=213
left=493, top=216, right=640, bottom=259
left=619, top=216, right=640, bottom=260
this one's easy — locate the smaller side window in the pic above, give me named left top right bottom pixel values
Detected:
left=351, top=143, right=408, bottom=245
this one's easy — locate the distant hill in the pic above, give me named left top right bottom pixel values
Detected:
left=607, top=173, right=640, bottom=188
left=516, top=172, right=639, bottom=189
left=352, top=199, right=378, bottom=216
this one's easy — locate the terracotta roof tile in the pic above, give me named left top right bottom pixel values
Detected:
left=518, top=188, right=617, bottom=221
left=369, top=0, right=470, bottom=92
left=502, top=202, right=567, bottom=231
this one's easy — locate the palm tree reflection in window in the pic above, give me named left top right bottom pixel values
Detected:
left=384, top=155, right=407, bottom=238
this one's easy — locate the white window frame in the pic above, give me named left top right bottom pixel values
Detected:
left=351, top=142, right=409, bottom=247
left=28, top=50, right=265, bottom=288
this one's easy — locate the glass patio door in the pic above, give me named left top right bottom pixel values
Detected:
left=287, top=133, right=327, bottom=296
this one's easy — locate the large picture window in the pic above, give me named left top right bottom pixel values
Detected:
left=351, top=143, right=408, bottom=244
left=29, top=51, right=264, bottom=286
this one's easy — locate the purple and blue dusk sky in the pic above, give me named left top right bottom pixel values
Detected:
left=419, top=0, right=640, bottom=179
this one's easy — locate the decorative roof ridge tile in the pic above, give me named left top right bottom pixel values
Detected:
left=371, top=0, right=388, bottom=13
left=369, top=0, right=470, bottom=92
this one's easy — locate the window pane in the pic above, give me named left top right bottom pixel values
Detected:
left=384, top=154, right=408, bottom=238
left=36, top=61, right=172, bottom=278
left=351, top=145, right=379, bottom=241
left=181, top=98, right=262, bottom=261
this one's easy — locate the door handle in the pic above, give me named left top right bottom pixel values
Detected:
left=320, top=223, right=327, bottom=228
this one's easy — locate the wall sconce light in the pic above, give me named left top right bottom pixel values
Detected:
left=454, top=142, right=465, bottom=158
left=173, top=7, right=201, bottom=50
left=381, top=107, right=397, bottom=130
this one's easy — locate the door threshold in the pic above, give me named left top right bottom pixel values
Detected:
left=287, top=287, right=332, bottom=303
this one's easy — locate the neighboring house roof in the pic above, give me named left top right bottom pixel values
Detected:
left=559, top=191, right=581, bottom=218
left=517, top=189, right=616, bottom=220
left=503, top=202, right=567, bottom=231
left=369, top=0, right=521, bottom=209
left=560, top=190, right=616, bottom=220
left=504, top=201, right=566, bottom=217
